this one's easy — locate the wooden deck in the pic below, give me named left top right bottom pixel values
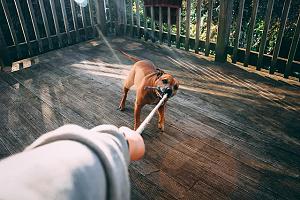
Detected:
left=0, top=37, right=300, bottom=199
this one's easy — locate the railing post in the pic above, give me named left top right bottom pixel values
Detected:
left=205, top=0, right=213, bottom=56
left=95, top=0, right=107, bottom=36
left=184, top=0, right=191, bottom=51
left=176, top=8, right=181, bottom=48
left=284, top=12, right=300, bottom=78
left=215, top=0, right=233, bottom=62
left=269, top=0, right=291, bottom=74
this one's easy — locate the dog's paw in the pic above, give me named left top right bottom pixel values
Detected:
left=158, top=124, right=165, bottom=132
left=118, top=106, right=125, bottom=111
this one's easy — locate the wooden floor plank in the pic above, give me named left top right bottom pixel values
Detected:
left=0, top=37, right=299, bottom=199
left=14, top=60, right=293, bottom=199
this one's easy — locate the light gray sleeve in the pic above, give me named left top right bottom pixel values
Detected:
left=0, top=124, right=131, bottom=200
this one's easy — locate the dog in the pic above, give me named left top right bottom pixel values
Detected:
left=118, top=51, right=179, bottom=131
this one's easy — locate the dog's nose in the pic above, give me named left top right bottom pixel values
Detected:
left=164, top=87, right=173, bottom=98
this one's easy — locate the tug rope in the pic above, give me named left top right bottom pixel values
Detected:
left=135, top=94, right=168, bottom=135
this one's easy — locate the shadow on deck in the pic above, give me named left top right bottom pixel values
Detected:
left=0, top=37, right=299, bottom=199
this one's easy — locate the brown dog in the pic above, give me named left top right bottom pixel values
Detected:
left=119, top=52, right=179, bottom=131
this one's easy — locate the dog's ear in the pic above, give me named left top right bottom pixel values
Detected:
left=156, top=68, right=165, bottom=78
left=174, top=83, right=179, bottom=90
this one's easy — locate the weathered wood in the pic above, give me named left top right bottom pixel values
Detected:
left=80, top=5, right=88, bottom=40
left=26, top=0, right=43, bottom=52
left=14, top=0, right=34, bottom=55
left=60, top=0, right=71, bottom=44
left=143, top=5, right=148, bottom=41
left=159, top=6, right=163, bottom=43
left=122, top=0, right=127, bottom=35
left=195, top=0, right=202, bottom=53
left=150, top=6, right=155, bottom=42
left=1, top=0, right=21, bottom=57
left=49, top=0, right=63, bottom=47
left=1, top=38, right=300, bottom=199
left=205, top=0, right=213, bottom=56
left=185, top=0, right=191, bottom=51
left=215, top=0, right=234, bottom=62
left=87, top=0, right=96, bottom=37
left=244, top=0, right=259, bottom=67
left=270, top=0, right=292, bottom=74
left=94, top=0, right=107, bottom=36
left=167, top=7, right=171, bottom=46
left=0, top=26, right=7, bottom=69
left=135, top=0, right=141, bottom=38
left=129, top=0, right=134, bottom=36
left=284, top=12, right=300, bottom=78
left=70, top=0, right=80, bottom=42
left=38, top=0, right=53, bottom=49
left=256, top=0, right=274, bottom=70
left=176, top=8, right=181, bottom=48
left=232, top=0, right=245, bottom=63
left=19, top=56, right=294, bottom=200
left=116, top=0, right=122, bottom=35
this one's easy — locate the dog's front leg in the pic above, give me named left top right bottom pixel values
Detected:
left=158, top=103, right=166, bottom=132
left=134, top=102, right=142, bottom=130
left=119, top=87, right=129, bottom=111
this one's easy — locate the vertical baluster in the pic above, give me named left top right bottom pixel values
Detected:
left=94, top=0, right=106, bottom=36
left=205, top=0, right=213, bottom=56
left=60, top=0, right=71, bottom=44
left=135, top=0, right=140, bottom=38
left=123, top=0, right=127, bottom=35
left=70, top=0, right=80, bottom=42
left=14, top=0, right=33, bottom=56
left=129, top=0, right=134, bottom=36
left=116, top=0, right=126, bottom=35
left=1, top=0, right=21, bottom=58
left=257, top=0, right=274, bottom=70
left=49, top=0, right=62, bottom=47
left=38, top=0, right=53, bottom=49
left=167, top=7, right=171, bottom=46
left=284, top=12, right=300, bottom=78
left=26, top=0, right=43, bottom=53
left=115, top=0, right=121, bottom=34
left=106, top=0, right=113, bottom=33
left=150, top=6, right=155, bottom=42
left=80, top=5, right=88, bottom=40
left=159, top=6, right=162, bottom=43
left=195, top=0, right=202, bottom=53
left=270, top=0, right=292, bottom=74
left=0, top=26, right=7, bottom=69
left=143, top=5, right=148, bottom=41
left=176, top=7, right=181, bottom=48
left=87, top=0, right=96, bottom=37
left=232, top=0, right=245, bottom=63
left=244, top=0, right=259, bottom=67
left=184, top=0, right=191, bottom=51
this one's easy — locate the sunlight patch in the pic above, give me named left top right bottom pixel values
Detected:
left=74, top=0, right=88, bottom=7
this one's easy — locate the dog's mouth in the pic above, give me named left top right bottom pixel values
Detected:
left=157, top=86, right=173, bottom=98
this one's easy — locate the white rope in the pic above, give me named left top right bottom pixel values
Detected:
left=135, top=94, right=168, bottom=135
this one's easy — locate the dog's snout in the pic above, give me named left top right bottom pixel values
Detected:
left=164, top=87, right=173, bottom=98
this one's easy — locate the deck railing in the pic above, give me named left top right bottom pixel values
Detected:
left=110, top=0, right=300, bottom=80
left=0, top=0, right=300, bottom=80
left=0, top=0, right=106, bottom=70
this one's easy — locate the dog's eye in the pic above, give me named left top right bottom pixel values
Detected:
left=174, top=84, right=178, bottom=90
left=162, top=79, right=168, bottom=84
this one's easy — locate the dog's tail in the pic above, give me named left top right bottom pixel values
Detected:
left=118, top=50, right=141, bottom=63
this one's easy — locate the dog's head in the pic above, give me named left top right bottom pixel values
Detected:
left=155, top=70, right=179, bottom=98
